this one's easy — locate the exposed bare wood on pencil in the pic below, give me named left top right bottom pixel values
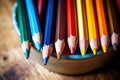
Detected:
left=55, top=0, right=66, bottom=59
left=85, top=0, right=99, bottom=55
left=106, top=0, right=120, bottom=50
left=76, top=0, right=89, bottom=56
left=66, top=0, right=78, bottom=54
left=95, top=0, right=109, bottom=53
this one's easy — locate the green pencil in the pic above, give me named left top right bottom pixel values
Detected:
left=18, top=0, right=31, bottom=59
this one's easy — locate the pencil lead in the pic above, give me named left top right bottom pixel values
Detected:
left=92, top=48, right=97, bottom=55
left=70, top=47, right=75, bottom=55
left=57, top=52, right=61, bottom=60
left=80, top=49, right=86, bottom=57
left=102, top=46, right=107, bottom=53
left=35, top=42, right=42, bottom=52
left=112, top=44, right=118, bottom=51
left=43, top=57, right=49, bottom=65
left=24, top=49, right=30, bottom=59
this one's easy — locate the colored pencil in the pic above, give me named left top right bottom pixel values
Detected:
left=37, top=0, right=47, bottom=37
left=106, top=0, right=120, bottom=50
left=55, top=0, right=66, bottom=59
left=116, top=0, right=120, bottom=12
left=13, top=3, right=20, bottom=36
left=85, top=0, right=99, bottom=55
left=66, top=0, right=78, bottom=54
left=95, top=0, right=109, bottom=53
left=38, top=0, right=43, bottom=15
left=17, top=0, right=31, bottom=59
left=25, top=0, right=42, bottom=52
left=42, top=0, right=54, bottom=65
left=76, top=0, right=89, bottom=56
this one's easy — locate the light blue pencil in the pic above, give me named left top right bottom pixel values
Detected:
left=42, top=0, right=54, bottom=65
left=25, top=0, right=42, bottom=52
left=13, top=3, right=20, bottom=36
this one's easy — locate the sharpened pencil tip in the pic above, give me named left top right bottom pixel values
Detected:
left=102, top=46, right=107, bottom=53
left=24, top=49, right=30, bottom=59
left=35, top=42, right=42, bottom=52
left=57, top=52, right=61, bottom=60
left=112, top=44, right=118, bottom=51
left=43, top=57, right=49, bottom=65
left=80, top=49, right=86, bottom=57
left=92, top=49, right=97, bottom=55
left=70, top=47, right=75, bottom=54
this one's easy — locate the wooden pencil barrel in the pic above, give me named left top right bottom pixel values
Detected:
left=13, top=3, right=119, bottom=75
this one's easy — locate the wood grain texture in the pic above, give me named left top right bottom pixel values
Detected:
left=0, top=0, right=120, bottom=80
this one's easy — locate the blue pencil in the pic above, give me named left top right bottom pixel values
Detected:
left=42, top=0, right=54, bottom=65
left=25, top=0, right=42, bottom=52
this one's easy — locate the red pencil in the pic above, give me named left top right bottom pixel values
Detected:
left=66, top=0, right=78, bottom=54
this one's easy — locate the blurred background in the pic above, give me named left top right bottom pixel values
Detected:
left=0, top=0, right=120, bottom=80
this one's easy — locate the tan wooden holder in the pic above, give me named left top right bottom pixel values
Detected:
left=29, top=47, right=116, bottom=75
left=13, top=3, right=118, bottom=75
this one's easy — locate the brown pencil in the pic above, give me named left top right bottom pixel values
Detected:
left=55, top=0, right=66, bottom=59
left=106, top=0, right=120, bottom=50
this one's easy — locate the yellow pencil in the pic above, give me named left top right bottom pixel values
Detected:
left=76, top=0, right=89, bottom=56
left=85, top=0, right=99, bottom=55
left=95, top=0, right=109, bottom=53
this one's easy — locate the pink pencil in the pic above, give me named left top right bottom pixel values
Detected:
left=38, top=0, right=43, bottom=15
left=37, top=0, right=47, bottom=34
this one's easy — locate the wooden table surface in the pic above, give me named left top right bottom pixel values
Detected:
left=0, top=0, right=120, bottom=80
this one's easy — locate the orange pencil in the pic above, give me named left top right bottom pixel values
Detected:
left=95, top=0, right=109, bottom=53
left=85, top=0, right=99, bottom=55
left=66, top=0, right=78, bottom=54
